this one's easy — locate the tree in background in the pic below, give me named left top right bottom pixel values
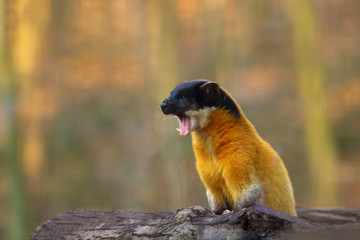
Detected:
left=1, top=0, right=28, bottom=239
left=292, top=0, right=338, bottom=207
left=1, top=0, right=50, bottom=239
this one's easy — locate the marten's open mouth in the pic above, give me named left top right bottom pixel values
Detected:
left=176, top=113, right=191, bottom=136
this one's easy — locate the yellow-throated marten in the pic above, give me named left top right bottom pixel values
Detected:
left=160, top=80, right=297, bottom=216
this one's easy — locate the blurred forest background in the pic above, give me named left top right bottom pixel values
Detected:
left=1, top=0, right=360, bottom=239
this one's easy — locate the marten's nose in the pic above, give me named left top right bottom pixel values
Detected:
left=160, top=99, right=169, bottom=114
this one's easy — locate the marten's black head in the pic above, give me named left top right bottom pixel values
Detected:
left=160, top=80, right=239, bottom=136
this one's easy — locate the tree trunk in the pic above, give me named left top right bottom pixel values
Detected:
left=291, top=0, right=339, bottom=207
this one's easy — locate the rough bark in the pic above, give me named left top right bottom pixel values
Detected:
left=31, top=204, right=360, bottom=240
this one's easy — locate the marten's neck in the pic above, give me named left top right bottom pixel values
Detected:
left=192, top=109, right=259, bottom=156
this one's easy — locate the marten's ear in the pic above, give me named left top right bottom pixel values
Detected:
left=199, top=81, right=221, bottom=103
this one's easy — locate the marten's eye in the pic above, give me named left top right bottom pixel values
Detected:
left=180, top=96, right=186, bottom=100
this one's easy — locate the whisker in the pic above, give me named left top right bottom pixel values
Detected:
left=160, top=114, right=177, bottom=121
left=152, top=106, right=162, bottom=111
left=152, top=108, right=162, bottom=113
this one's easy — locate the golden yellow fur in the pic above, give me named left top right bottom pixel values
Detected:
left=192, top=108, right=297, bottom=216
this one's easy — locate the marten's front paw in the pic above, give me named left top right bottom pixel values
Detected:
left=222, top=210, right=231, bottom=214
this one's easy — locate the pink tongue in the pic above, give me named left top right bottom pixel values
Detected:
left=180, top=116, right=191, bottom=136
